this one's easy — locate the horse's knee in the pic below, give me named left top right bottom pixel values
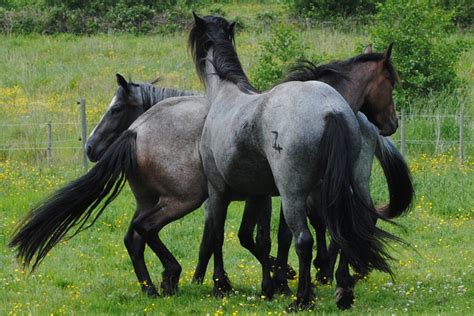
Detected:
left=295, top=232, right=313, bottom=258
left=132, top=216, right=154, bottom=238
left=238, top=227, right=254, bottom=250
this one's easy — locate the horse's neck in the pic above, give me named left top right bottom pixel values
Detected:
left=204, top=49, right=225, bottom=104
left=141, top=84, right=194, bottom=110
left=333, top=63, right=378, bottom=113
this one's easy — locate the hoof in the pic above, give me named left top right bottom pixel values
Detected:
left=142, top=285, right=159, bottom=298
left=287, top=298, right=315, bottom=312
left=262, top=281, right=274, bottom=300
left=192, top=274, right=204, bottom=284
left=161, top=271, right=180, bottom=296
left=212, top=277, right=232, bottom=298
left=161, top=280, right=178, bottom=296
left=273, top=279, right=292, bottom=296
left=269, top=256, right=296, bottom=280
left=335, top=287, right=355, bottom=310
left=316, top=270, right=333, bottom=285
left=192, top=266, right=206, bottom=284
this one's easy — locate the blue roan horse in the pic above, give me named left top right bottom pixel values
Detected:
left=190, top=14, right=403, bottom=310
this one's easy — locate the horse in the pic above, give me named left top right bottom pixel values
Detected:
left=190, top=13, right=401, bottom=310
left=8, top=74, right=288, bottom=297
left=270, top=46, right=414, bottom=309
left=190, top=45, right=413, bottom=309
left=8, top=76, right=210, bottom=297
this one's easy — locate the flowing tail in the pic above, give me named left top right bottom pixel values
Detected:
left=375, top=136, right=414, bottom=219
left=318, top=113, right=401, bottom=276
left=9, top=130, right=137, bottom=270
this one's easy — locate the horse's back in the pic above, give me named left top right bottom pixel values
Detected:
left=262, top=80, right=360, bottom=151
left=131, top=96, right=209, bottom=198
left=259, top=81, right=362, bottom=193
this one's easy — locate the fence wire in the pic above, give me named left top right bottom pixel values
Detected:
left=0, top=109, right=472, bottom=165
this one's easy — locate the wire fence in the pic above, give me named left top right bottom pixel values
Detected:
left=0, top=100, right=472, bottom=167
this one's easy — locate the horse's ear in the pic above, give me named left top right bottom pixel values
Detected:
left=363, top=44, right=373, bottom=54
left=116, top=73, right=129, bottom=92
left=384, top=42, right=394, bottom=61
left=192, top=11, right=206, bottom=29
left=228, top=21, right=236, bottom=35
left=150, top=76, right=161, bottom=85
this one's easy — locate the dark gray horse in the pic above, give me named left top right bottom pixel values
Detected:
left=190, top=14, right=401, bottom=310
left=8, top=74, right=277, bottom=297
left=9, top=76, right=210, bottom=297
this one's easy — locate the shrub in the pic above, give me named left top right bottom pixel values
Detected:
left=9, top=6, right=46, bottom=34
left=437, top=0, right=473, bottom=27
left=288, top=0, right=381, bottom=19
left=370, top=0, right=468, bottom=109
left=105, top=3, right=155, bottom=34
left=250, top=24, right=308, bottom=91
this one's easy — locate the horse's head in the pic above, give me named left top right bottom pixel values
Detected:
left=189, top=13, right=236, bottom=82
left=86, top=74, right=146, bottom=162
left=359, top=43, right=399, bottom=136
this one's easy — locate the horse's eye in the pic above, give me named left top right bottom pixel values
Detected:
left=110, top=107, right=122, bottom=115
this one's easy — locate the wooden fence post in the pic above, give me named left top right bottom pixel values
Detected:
left=435, top=113, right=441, bottom=154
left=459, top=109, right=464, bottom=163
left=79, top=98, right=88, bottom=169
left=47, top=121, right=52, bottom=164
left=400, top=109, right=406, bottom=156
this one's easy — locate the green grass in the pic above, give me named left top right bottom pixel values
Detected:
left=0, top=156, right=473, bottom=314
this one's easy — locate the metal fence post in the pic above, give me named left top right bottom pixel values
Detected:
left=459, top=109, right=464, bottom=163
left=400, top=109, right=406, bottom=156
left=78, top=98, right=88, bottom=169
left=47, top=121, right=52, bottom=164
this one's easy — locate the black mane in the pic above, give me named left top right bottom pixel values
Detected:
left=116, top=80, right=195, bottom=110
left=188, top=15, right=257, bottom=94
left=284, top=52, right=399, bottom=87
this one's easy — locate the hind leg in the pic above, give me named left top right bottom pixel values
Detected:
left=307, top=210, right=332, bottom=285
left=335, top=253, right=355, bottom=310
left=272, top=205, right=293, bottom=295
left=193, top=203, right=214, bottom=284
left=238, top=196, right=274, bottom=299
left=280, top=197, right=315, bottom=311
left=206, top=187, right=232, bottom=297
left=133, top=198, right=203, bottom=296
left=124, top=200, right=159, bottom=297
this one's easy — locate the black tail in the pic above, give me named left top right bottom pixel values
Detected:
left=375, top=137, right=414, bottom=219
left=318, top=113, right=401, bottom=276
left=9, top=130, right=137, bottom=270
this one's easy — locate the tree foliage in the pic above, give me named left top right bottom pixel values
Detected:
left=370, top=0, right=468, bottom=108
left=250, top=24, right=308, bottom=91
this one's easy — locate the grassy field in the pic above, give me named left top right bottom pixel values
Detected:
left=0, top=155, right=473, bottom=314
left=1, top=1, right=473, bottom=314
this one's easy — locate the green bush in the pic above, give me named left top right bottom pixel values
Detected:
left=250, top=24, right=308, bottom=91
left=9, top=6, right=46, bottom=34
left=370, top=0, right=468, bottom=109
left=437, top=0, right=473, bottom=27
left=44, top=0, right=179, bottom=13
left=105, top=3, right=155, bottom=34
left=288, top=0, right=381, bottom=19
